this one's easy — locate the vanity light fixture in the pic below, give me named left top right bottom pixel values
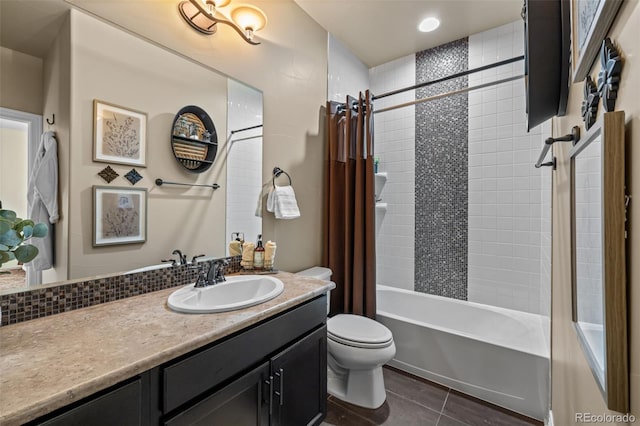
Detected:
left=178, top=0, right=267, bottom=45
left=418, top=17, right=440, bottom=33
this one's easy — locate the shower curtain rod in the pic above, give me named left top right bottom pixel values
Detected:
left=373, top=74, right=524, bottom=114
left=372, top=55, right=524, bottom=101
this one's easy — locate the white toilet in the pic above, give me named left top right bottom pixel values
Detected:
left=297, top=267, right=396, bottom=409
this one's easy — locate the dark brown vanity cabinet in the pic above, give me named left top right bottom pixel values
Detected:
left=162, top=295, right=327, bottom=426
left=31, top=295, right=327, bottom=426
left=271, top=327, right=327, bottom=426
left=165, top=326, right=327, bottom=426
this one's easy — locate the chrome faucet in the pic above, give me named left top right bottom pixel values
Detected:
left=193, top=259, right=229, bottom=288
left=172, top=249, right=188, bottom=265
left=207, top=259, right=229, bottom=285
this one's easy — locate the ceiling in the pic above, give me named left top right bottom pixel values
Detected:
left=0, top=1, right=71, bottom=58
left=1, top=0, right=523, bottom=67
left=293, top=0, right=524, bottom=67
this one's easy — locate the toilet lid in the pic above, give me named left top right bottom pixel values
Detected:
left=327, top=314, right=393, bottom=349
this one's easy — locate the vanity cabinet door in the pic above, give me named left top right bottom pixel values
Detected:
left=271, top=325, right=327, bottom=426
left=164, top=361, right=270, bottom=426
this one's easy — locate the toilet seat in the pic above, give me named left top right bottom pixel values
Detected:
left=328, top=314, right=394, bottom=349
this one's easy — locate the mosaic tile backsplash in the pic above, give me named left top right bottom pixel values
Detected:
left=0, top=256, right=241, bottom=326
left=415, top=38, right=469, bottom=300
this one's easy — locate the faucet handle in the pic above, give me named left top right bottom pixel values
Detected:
left=194, top=270, right=208, bottom=288
left=161, top=259, right=177, bottom=267
left=191, top=254, right=206, bottom=264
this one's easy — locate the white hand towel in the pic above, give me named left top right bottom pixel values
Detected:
left=272, top=185, right=300, bottom=219
left=266, top=186, right=276, bottom=213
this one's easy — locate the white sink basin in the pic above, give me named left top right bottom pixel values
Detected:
left=167, top=275, right=284, bottom=314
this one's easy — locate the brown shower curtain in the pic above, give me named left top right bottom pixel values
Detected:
left=324, top=91, right=376, bottom=319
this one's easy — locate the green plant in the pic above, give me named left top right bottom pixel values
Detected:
left=0, top=209, right=48, bottom=270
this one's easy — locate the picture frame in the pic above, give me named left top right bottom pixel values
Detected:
left=93, top=100, right=147, bottom=167
left=570, top=111, right=628, bottom=412
left=93, top=186, right=147, bottom=247
left=571, top=0, right=623, bottom=83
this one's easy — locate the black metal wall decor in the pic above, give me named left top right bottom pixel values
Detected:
left=597, top=38, right=623, bottom=112
left=582, top=76, right=600, bottom=130
left=98, top=166, right=119, bottom=183
left=125, top=169, right=143, bottom=185
left=171, top=106, right=218, bottom=173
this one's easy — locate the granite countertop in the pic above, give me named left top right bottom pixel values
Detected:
left=0, top=271, right=334, bottom=425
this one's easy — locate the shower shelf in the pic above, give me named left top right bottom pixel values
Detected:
left=375, top=172, right=387, bottom=200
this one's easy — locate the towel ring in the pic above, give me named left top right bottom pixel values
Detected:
left=272, top=167, right=292, bottom=188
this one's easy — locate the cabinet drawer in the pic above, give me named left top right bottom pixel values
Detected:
left=162, top=295, right=326, bottom=413
left=36, top=379, right=142, bottom=426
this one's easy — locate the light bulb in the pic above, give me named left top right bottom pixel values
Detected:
left=231, top=5, right=267, bottom=37
left=203, top=0, right=230, bottom=15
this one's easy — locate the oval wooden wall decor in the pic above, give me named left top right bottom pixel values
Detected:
left=171, top=106, right=218, bottom=173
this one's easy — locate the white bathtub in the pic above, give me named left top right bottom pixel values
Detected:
left=377, top=285, right=549, bottom=420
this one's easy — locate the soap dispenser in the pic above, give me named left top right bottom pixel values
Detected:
left=253, top=234, right=265, bottom=270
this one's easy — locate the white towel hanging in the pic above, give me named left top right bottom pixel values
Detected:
left=268, top=185, right=300, bottom=219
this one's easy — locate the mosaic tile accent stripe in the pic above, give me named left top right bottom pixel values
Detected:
left=415, top=38, right=469, bottom=300
left=0, top=256, right=242, bottom=326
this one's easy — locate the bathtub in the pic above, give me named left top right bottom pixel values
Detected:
left=377, top=285, right=549, bottom=420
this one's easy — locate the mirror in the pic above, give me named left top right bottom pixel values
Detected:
left=171, top=105, right=218, bottom=173
left=570, top=111, right=628, bottom=412
left=0, top=2, right=263, bottom=293
left=226, top=79, right=263, bottom=247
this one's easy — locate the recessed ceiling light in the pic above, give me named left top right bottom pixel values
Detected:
left=418, top=17, right=440, bottom=33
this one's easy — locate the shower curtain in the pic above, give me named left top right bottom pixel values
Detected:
left=324, top=91, right=376, bottom=318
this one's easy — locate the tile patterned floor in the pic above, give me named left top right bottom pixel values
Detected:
left=322, top=367, right=543, bottom=426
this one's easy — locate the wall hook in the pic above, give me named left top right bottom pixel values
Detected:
left=46, top=114, right=55, bottom=126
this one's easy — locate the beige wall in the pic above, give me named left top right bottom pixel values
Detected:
left=0, top=47, right=43, bottom=115
left=68, top=11, right=229, bottom=278
left=552, top=0, right=640, bottom=423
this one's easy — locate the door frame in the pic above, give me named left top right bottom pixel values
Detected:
left=0, top=107, right=43, bottom=285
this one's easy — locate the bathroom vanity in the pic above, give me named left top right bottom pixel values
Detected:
left=0, top=272, right=333, bottom=426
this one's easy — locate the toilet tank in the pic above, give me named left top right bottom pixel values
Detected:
left=296, top=266, right=332, bottom=281
left=296, top=266, right=332, bottom=314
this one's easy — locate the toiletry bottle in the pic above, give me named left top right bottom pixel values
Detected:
left=254, top=234, right=265, bottom=270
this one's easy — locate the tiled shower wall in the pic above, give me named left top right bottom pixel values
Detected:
left=466, top=22, right=550, bottom=314
left=327, top=34, right=370, bottom=102
left=369, top=55, right=415, bottom=291
left=573, top=137, right=603, bottom=325
left=226, top=80, right=263, bottom=246
left=415, top=39, right=469, bottom=299
left=368, top=22, right=551, bottom=314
